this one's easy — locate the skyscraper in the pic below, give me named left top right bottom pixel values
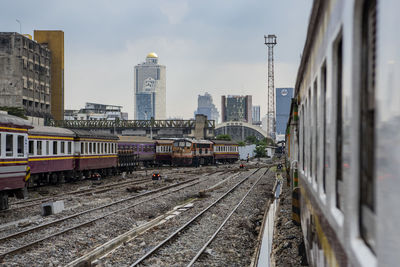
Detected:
left=194, top=93, right=219, bottom=123
left=275, top=87, right=294, bottom=135
left=221, top=95, right=252, bottom=123
left=252, top=105, right=261, bottom=125
left=134, top=52, right=166, bottom=120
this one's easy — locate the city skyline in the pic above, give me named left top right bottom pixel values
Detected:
left=0, top=0, right=312, bottom=119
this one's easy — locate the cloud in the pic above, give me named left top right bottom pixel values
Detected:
left=159, top=0, right=189, bottom=25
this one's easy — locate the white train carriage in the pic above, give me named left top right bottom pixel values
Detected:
left=286, top=0, right=400, bottom=266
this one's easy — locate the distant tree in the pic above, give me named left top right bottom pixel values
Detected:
left=0, top=107, right=27, bottom=119
left=238, top=141, right=246, bottom=146
left=245, top=135, right=258, bottom=144
left=215, top=134, right=232, bottom=141
left=254, top=144, right=266, bottom=158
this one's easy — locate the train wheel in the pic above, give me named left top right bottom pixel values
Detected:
left=0, top=192, right=9, bottom=210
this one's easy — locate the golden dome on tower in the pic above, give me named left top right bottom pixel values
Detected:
left=146, top=52, right=158, bottom=58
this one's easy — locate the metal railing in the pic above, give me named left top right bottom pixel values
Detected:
left=47, top=119, right=215, bottom=129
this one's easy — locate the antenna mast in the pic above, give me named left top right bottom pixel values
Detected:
left=264, top=34, right=277, bottom=139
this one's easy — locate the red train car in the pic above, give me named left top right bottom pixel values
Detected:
left=0, top=113, right=32, bottom=210
left=28, top=126, right=76, bottom=185
left=72, top=130, right=118, bottom=178
left=212, top=140, right=239, bottom=163
left=172, top=139, right=213, bottom=166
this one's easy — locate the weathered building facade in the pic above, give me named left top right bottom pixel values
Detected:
left=0, top=32, right=51, bottom=118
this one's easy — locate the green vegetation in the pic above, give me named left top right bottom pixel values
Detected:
left=238, top=141, right=246, bottom=146
left=215, top=134, right=232, bottom=141
left=0, top=107, right=27, bottom=119
left=254, top=143, right=267, bottom=158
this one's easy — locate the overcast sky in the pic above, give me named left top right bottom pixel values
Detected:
left=1, top=0, right=313, bottom=120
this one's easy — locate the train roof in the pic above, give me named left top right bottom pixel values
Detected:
left=155, top=139, right=174, bottom=144
left=0, top=113, right=33, bottom=129
left=172, top=138, right=213, bottom=144
left=71, top=129, right=119, bottom=140
left=212, top=140, right=239, bottom=145
left=29, top=125, right=75, bottom=136
left=117, top=135, right=155, bottom=144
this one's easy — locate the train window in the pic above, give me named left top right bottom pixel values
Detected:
left=28, top=140, right=34, bottom=156
left=97, top=143, right=100, bottom=154
left=89, top=143, right=92, bottom=153
left=17, top=136, right=24, bottom=157
left=321, top=62, right=327, bottom=193
left=85, top=142, right=88, bottom=154
left=359, top=0, right=376, bottom=251
left=46, top=141, right=49, bottom=155
left=93, top=143, right=96, bottom=153
left=309, top=89, right=313, bottom=180
left=334, top=33, right=343, bottom=210
left=61, top=141, right=65, bottom=154
left=81, top=142, right=84, bottom=154
left=53, top=141, right=58, bottom=155
left=5, top=134, right=13, bottom=157
left=314, top=79, right=318, bottom=185
left=301, top=104, right=305, bottom=172
left=37, top=140, right=42, bottom=155
left=68, top=142, right=72, bottom=154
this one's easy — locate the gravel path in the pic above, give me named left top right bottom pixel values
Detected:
left=0, top=165, right=250, bottom=266
left=92, top=167, right=275, bottom=267
left=270, top=175, right=308, bottom=266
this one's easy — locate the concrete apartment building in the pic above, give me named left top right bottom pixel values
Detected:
left=194, top=92, right=219, bottom=123
left=221, top=95, right=252, bottom=123
left=65, top=102, right=128, bottom=121
left=0, top=32, right=52, bottom=120
left=134, top=52, right=166, bottom=120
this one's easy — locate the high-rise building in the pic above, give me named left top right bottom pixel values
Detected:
left=134, top=52, right=166, bottom=120
left=252, top=105, right=261, bottom=125
left=0, top=32, right=52, bottom=119
left=34, top=30, right=64, bottom=120
left=275, top=87, right=294, bottom=135
left=194, top=92, right=219, bottom=123
left=221, top=95, right=252, bottom=123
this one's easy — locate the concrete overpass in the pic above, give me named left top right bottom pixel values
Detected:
left=215, top=121, right=268, bottom=141
left=47, top=115, right=215, bottom=139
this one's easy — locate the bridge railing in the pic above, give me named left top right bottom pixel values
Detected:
left=47, top=119, right=215, bottom=129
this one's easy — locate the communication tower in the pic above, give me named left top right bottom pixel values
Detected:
left=264, top=34, right=277, bottom=139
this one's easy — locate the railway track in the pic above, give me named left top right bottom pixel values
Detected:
left=128, top=167, right=269, bottom=266
left=5, top=177, right=151, bottom=212
left=0, top=176, right=206, bottom=259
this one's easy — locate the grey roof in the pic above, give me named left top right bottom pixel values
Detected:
left=71, top=129, right=119, bottom=140
left=117, top=135, right=155, bottom=144
left=0, top=113, right=33, bottom=129
left=212, top=140, right=239, bottom=145
left=29, top=125, right=75, bottom=136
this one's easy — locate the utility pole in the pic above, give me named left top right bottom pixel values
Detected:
left=264, top=34, right=277, bottom=139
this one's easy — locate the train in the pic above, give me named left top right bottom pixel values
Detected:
left=285, top=0, right=399, bottom=266
left=0, top=116, right=239, bottom=210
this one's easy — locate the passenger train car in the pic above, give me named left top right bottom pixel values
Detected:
left=118, top=136, right=155, bottom=167
left=0, top=113, right=32, bottom=210
left=212, top=140, right=239, bottom=163
left=155, top=139, right=173, bottom=165
left=285, top=0, right=399, bottom=266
